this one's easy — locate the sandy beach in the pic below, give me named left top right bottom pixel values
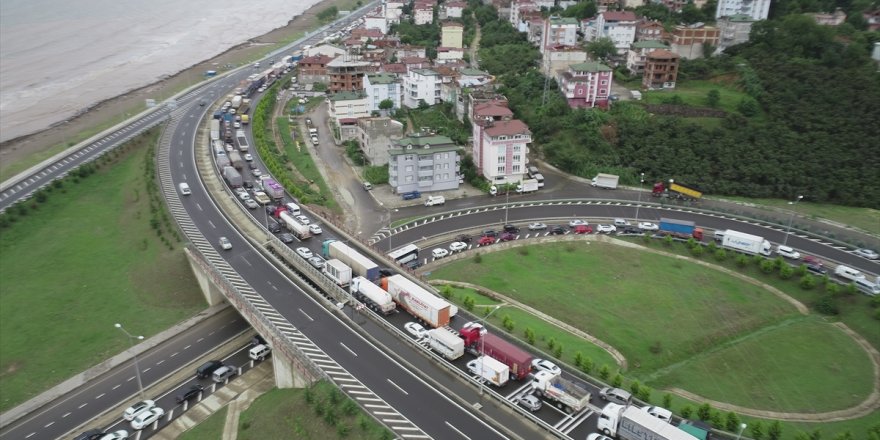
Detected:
left=0, top=0, right=357, bottom=178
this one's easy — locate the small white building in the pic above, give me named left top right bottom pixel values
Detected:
left=414, top=3, right=434, bottom=25
left=474, top=118, right=532, bottom=184
left=363, top=15, right=389, bottom=34
left=541, top=16, right=579, bottom=53
left=716, top=0, right=771, bottom=20
left=363, top=73, right=401, bottom=111
left=329, top=91, right=370, bottom=126
left=403, top=69, right=441, bottom=108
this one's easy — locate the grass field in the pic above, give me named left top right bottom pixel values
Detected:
left=178, top=406, right=228, bottom=440
left=711, top=195, right=880, bottom=237
left=0, top=136, right=205, bottom=412
left=276, top=117, right=339, bottom=211
left=427, top=241, right=875, bottom=412
left=641, top=80, right=761, bottom=119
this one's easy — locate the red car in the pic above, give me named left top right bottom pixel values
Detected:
left=573, top=224, right=593, bottom=234
left=478, top=236, right=496, bottom=245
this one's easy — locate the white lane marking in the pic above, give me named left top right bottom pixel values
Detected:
left=113, top=384, right=121, bottom=390
left=196, top=203, right=203, bottom=211
left=184, top=345, right=191, bottom=350
left=156, top=360, right=165, bottom=365
left=298, top=309, right=314, bottom=321
left=62, top=412, right=71, bottom=418
left=208, top=220, right=216, bottom=228
left=241, top=256, right=252, bottom=266
left=197, top=338, right=204, bottom=342
left=386, top=379, right=408, bottom=395
left=340, top=343, right=357, bottom=357
left=444, top=421, right=471, bottom=439
left=171, top=352, right=179, bottom=357
left=96, top=393, right=105, bottom=399
left=78, top=403, right=88, bottom=409
left=25, top=433, right=36, bottom=438
left=142, top=367, right=151, bottom=373
left=127, top=376, right=135, bottom=382
left=44, top=421, right=54, bottom=428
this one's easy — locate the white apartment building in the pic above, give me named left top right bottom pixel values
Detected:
left=403, top=69, right=441, bottom=108
left=716, top=0, right=771, bottom=20
left=363, top=73, right=401, bottom=111
left=476, top=120, right=531, bottom=184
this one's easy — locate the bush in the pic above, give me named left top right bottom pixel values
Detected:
left=814, top=295, right=839, bottom=315
left=736, top=255, right=750, bottom=267
left=581, top=357, right=594, bottom=374
left=750, top=421, right=765, bottom=440
left=799, top=274, right=817, bottom=290
left=663, top=393, right=672, bottom=409
left=630, top=380, right=642, bottom=395
left=663, top=235, right=674, bottom=246
left=779, top=264, right=795, bottom=279
left=611, top=374, right=623, bottom=387
left=462, top=296, right=475, bottom=311
left=473, top=253, right=482, bottom=264
left=638, top=386, right=651, bottom=403
left=680, top=406, right=693, bottom=419
left=697, top=403, right=713, bottom=421
left=768, top=421, right=783, bottom=440
left=502, top=314, right=515, bottom=332
left=725, top=411, right=741, bottom=431
left=760, top=259, right=777, bottom=273
left=547, top=337, right=557, bottom=351
left=574, top=352, right=584, bottom=368
left=714, top=249, right=727, bottom=261
left=552, top=344, right=563, bottom=359
left=440, top=285, right=453, bottom=299
left=598, top=364, right=611, bottom=380
left=690, top=245, right=704, bottom=258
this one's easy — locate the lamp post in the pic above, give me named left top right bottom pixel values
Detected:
left=504, top=185, right=511, bottom=225
left=115, top=323, right=146, bottom=400
left=735, top=423, right=748, bottom=440
left=783, top=195, right=803, bottom=246
left=634, top=173, right=645, bottom=223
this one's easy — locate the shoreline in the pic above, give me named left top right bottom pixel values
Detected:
left=0, top=0, right=356, bottom=179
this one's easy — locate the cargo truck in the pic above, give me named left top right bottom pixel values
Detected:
left=598, top=403, right=696, bottom=440
left=425, top=328, right=464, bottom=360
left=231, top=95, right=242, bottom=109
left=658, top=218, right=703, bottom=241
left=222, top=166, right=242, bottom=187
left=228, top=151, right=244, bottom=170
left=210, top=119, right=220, bottom=142
left=350, top=276, right=396, bottom=315
left=591, top=173, right=619, bottom=189
left=260, top=178, right=284, bottom=200
left=279, top=211, right=311, bottom=240
left=323, top=240, right=379, bottom=281
left=467, top=356, right=510, bottom=387
left=216, top=155, right=231, bottom=169
left=380, top=274, right=452, bottom=328
left=241, top=114, right=250, bottom=124
left=323, top=259, right=352, bottom=287
left=716, top=229, right=772, bottom=256
left=458, top=322, right=532, bottom=380
left=531, top=370, right=591, bottom=413
left=652, top=181, right=702, bottom=201
left=235, top=130, right=249, bottom=152
left=516, top=179, right=539, bottom=193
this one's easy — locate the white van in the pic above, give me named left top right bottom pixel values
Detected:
left=285, top=202, right=300, bottom=215
left=178, top=183, right=191, bottom=195
left=425, top=195, right=445, bottom=206
left=834, top=265, right=865, bottom=282
left=248, top=344, right=271, bottom=361
left=854, top=279, right=880, bottom=296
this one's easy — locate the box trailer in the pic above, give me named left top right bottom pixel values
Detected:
left=467, top=356, right=510, bottom=387
left=719, top=229, right=771, bottom=256
left=425, top=327, right=464, bottom=360
left=380, top=275, right=451, bottom=328
left=658, top=218, right=703, bottom=240
left=323, top=259, right=352, bottom=287
left=459, top=322, right=532, bottom=380
left=322, top=240, right=379, bottom=281
left=598, top=403, right=696, bottom=440
left=591, top=173, right=619, bottom=189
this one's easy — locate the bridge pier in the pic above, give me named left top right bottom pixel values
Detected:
left=271, top=350, right=310, bottom=389
left=185, top=249, right=226, bottom=306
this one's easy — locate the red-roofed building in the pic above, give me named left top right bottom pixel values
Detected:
left=298, top=54, right=333, bottom=84
left=400, top=57, right=431, bottom=71
left=351, top=28, right=385, bottom=42
left=642, top=49, right=679, bottom=89
left=473, top=117, right=532, bottom=184
left=414, top=2, right=435, bottom=25
left=381, top=63, right=407, bottom=75
left=558, top=62, right=613, bottom=109
left=444, top=1, right=466, bottom=18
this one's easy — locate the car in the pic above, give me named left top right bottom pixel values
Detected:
left=130, top=407, right=164, bottom=430
left=549, top=225, right=566, bottom=235
left=278, top=232, right=295, bottom=243
left=489, top=185, right=498, bottom=196
left=244, top=199, right=259, bottom=210
left=568, top=219, right=588, bottom=228
left=599, top=387, right=633, bottom=405
left=596, top=224, right=617, bottom=233
left=233, top=121, right=241, bottom=129
left=266, top=218, right=282, bottom=233
left=295, top=247, right=313, bottom=259
left=518, top=394, right=542, bottom=412
left=621, top=226, right=642, bottom=235
left=228, top=108, right=236, bottom=115
left=309, top=224, right=323, bottom=234
left=404, top=322, right=427, bottom=339
left=123, top=399, right=156, bottom=421
left=307, top=256, right=326, bottom=269
left=641, top=405, right=673, bottom=422
left=613, top=218, right=630, bottom=227
left=305, top=117, right=313, bottom=126
left=363, top=182, right=373, bottom=191
left=295, top=215, right=310, bottom=225
left=638, top=222, right=659, bottom=231
left=219, top=237, right=232, bottom=250
left=456, top=234, right=473, bottom=244
left=503, top=224, right=520, bottom=234
left=248, top=162, right=258, bottom=170
left=531, top=358, right=561, bottom=375
left=175, top=384, right=204, bottom=404
left=432, top=248, right=450, bottom=259
left=609, top=94, right=620, bottom=101
left=251, top=168, right=262, bottom=177
left=401, top=190, right=422, bottom=200
left=573, top=224, right=592, bottom=234
left=250, top=335, right=267, bottom=347
left=478, top=236, right=496, bottom=246
left=242, top=180, right=254, bottom=188
left=587, top=434, right=613, bottom=440
left=243, top=153, right=253, bottom=161
left=311, top=136, right=319, bottom=146
left=775, top=245, right=801, bottom=259
left=854, top=248, right=879, bottom=260
left=481, top=229, right=498, bottom=238
left=74, top=429, right=105, bottom=440
left=238, top=192, right=251, bottom=202
left=449, top=241, right=468, bottom=253
left=99, top=430, right=129, bottom=440
left=528, top=222, right=547, bottom=231
left=196, top=360, right=224, bottom=378
left=499, top=232, right=516, bottom=241
left=234, top=186, right=248, bottom=196
left=404, top=259, right=422, bottom=270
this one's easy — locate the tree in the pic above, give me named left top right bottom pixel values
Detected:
left=697, top=403, right=713, bottom=421
left=706, top=89, right=721, bottom=108
left=379, top=99, right=394, bottom=111
left=725, top=412, right=741, bottom=432
left=611, top=373, right=623, bottom=387
left=750, top=421, right=766, bottom=440
left=663, top=393, right=673, bottom=409
left=586, top=38, right=617, bottom=63
left=598, top=364, right=611, bottom=380
left=768, top=421, right=784, bottom=440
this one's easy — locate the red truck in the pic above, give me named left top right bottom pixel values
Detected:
left=459, top=322, right=533, bottom=381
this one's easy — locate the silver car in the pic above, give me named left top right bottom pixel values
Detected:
left=518, top=394, right=542, bottom=412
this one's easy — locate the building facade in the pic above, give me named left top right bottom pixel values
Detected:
left=475, top=120, right=531, bottom=184
left=716, top=14, right=754, bottom=52
left=716, top=0, right=771, bottom=20
left=327, top=57, right=375, bottom=92
left=363, top=73, right=401, bottom=111
left=626, top=40, right=670, bottom=74
left=669, top=24, right=720, bottom=59
left=541, top=16, right=579, bottom=53
left=389, top=134, right=461, bottom=193
left=329, top=91, right=370, bottom=124
left=558, top=62, right=613, bottom=108
left=357, top=117, right=405, bottom=165
left=642, top=49, right=679, bottom=89
left=403, top=69, right=441, bottom=108
left=441, top=22, right=464, bottom=48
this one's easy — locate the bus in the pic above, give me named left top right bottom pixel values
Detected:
left=388, top=244, right=420, bottom=265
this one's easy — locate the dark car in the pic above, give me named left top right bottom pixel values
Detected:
left=549, top=225, right=566, bottom=235
left=503, top=224, right=520, bottom=234
left=499, top=232, right=516, bottom=242
left=242, top=180, right=253, bottom=189
left=481, top=229, right=498, bottom=238
left=249, top=162, right=258, bottom=170
left=251, top=335, right=266, bottom=347
left=176, top=384, right=204, bottom=403
left=455, top=234, right=472, bottom=244
left=278, top=233, right=295, bottom=243
left=73, top=429, right=104, bottom=440
left=621, top=226, right=641, bottom=235
left=266, top=218, right=282, bottom=233
left=401, top=190, right=422, bottom=200
left=379, top=268, right=396, bottom=277
left=197, top=360, right=224, bottom=378
left=404, top=259, right=422, bottom=270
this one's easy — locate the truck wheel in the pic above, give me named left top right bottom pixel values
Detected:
left=603, top=428, right=612, bottom=436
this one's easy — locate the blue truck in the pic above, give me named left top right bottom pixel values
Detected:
left=658, top=218, right=703, bottom=240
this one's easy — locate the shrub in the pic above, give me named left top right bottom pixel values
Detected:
left=779, top=264, right=795, bottom=279
left=814, top=295, right=839, bottom=315
left=547, top=337, right=557, bottom=351
left=825, top=282, right=840, bottom=296
left=502, top=314, right=515, bottom=332
left=552, top=344, right=563, bottom=359
left=736, top=255, right=750, bottom=267
left=750, top=421, right=765, bottom=440
left=760, top=259, right=777, bottom=273
left=630, top=380, right=642, bottom=396
left=574, top=352, right=584, bottom=367
left=697, top=403, right=713, bottom=421
left=714, top=249, right=727, bottom=261
left=581, top=357, right=594, bottom=374
left=663, top=235, right=674, bottom=246
left=642, top=233, right=652, bottom=243
left=663, top=393, right=672, bottom=409
left=768, top=421, right=783, bottom=440
left=462, top=296, right=475, bottom=311
left=336, top=424, right=350, bottom=437
left=524, top=327, right=536, bottom=345
left=611, top=374, right=623, bottom=387
left=598, top=364, right=611, bottom=380
left=800, top=274, right=817, bottom=290
left=441, top=285, right=453, bottom=299
left=638, top=386, right=651, bottom=403
left=690, top=245, right=704, bottom=258
left=725, top=411, right=741, bottom=431
left=473, top=253, right=482, bottom=264
left=680, top=406, right=693, bottom=419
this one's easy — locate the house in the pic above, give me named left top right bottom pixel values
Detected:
left=403, top=69, right=441, bottom=108
left=350, top=28, right=385, bottom=43
left=510, top=0, right=539, bottom=29
left=811, top=8, right=847, bottom=26
left=865, top=10, right=880, bottom=31
left=329, top=91, right=370, bottom=125
left=363, top=73, right=401, bottom=111
left=400, top=56, right=431, bottom=71
left=716, top=14, right=754, bottom=53
left=297, top=54, right=333, bottom=84
left=558, top=62, right=613, bottom=108
left=586, top=11, right=639, bottom=55
left=542, top=46, right=589, bottom=76
left=381, top=63, right=408, bottom=75
left=443, top=1, right=466, bottom=18
left=385, top=0, right=406, bottom=22
left=363, top=15, right=389, bottom=34
left=326, top=57, right=375, bottom=93
left=455, top=89, right=505, bottom=122
left=642, top=49, right=679, bottom=89
left=395, top=45, right=428, bottom=59
left=437, top=47, right=465, bottom=61
left=357, top=117, right=405, bottom=165
left=441, top=22, right=464, bottom=49
left=657, top=0, right=689, bottom=12
left=627, top=40, right=670, bottom=74
left=474, top=119, right=531, bottom=184
left=669, top=24, right=719, bottom=59
left=389, top=133, right=461, bottom=193
left=414, top=2, right=435, bottom=25
left=304, top=44, right=347, bottom=58
left=716, top=0, right=771, bottom=20
left=620, top=0, right=646, bottom=7
left=636, top=20, right=666, bottom=42
left=541, top=16, right=579, bottom=53
left=527, top=17, right=546, bottom=46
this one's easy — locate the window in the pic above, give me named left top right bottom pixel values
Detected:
left=513, top=146, right=521, bottom=152
left=405, top=165, right=413, bottom=172
left=405, top=175, right=414, bottom=182
left=512, top=155, right=521, bottom=162
left=419, top=176, right=432, bottom=181
left=443, top=163, right=449, bottom=169
left=497, top=166, right=505, bottom=173
left=497, top=156, right=505, bottom=164
left=512, top=165, right=521, bottom=173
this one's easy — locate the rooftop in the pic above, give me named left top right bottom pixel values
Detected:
left=569, top=61, right=612, bottom=72
left=484, top=119, right=530, bottom=137
left=646, top=49, right=680, bottom=60
left=330, top=91, right=368, bottom=101
left=631, top=40, right=669, bottom=49
left=603, top=11, right=638, bottom=22
left=366, top=73, right=398, bottom=84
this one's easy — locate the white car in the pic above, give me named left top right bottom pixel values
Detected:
left=251, top=168, right=262, bottom=177
left=613, top=218, right=630, bottom=227
left=130, top=407, right=164, bottom=430
left=238, top=192, right=251, bottom=202
left=295, top=215, right=310, bottom=225
left=295, top=247, right=313, bottom=259
left=638, top=222, right=659, bottom=231
left=854, top=248, right=879, bottom=260
left=123, top=400, right=156, bottom=421
left=528, top=222, right=547, bottom=231
left=776, top=245, right=801, bottom=260
left=449, top=241, right=468, bottom=253
left=404, top=322, right=427, bottom=339
left=219, top=237, right=232, bottom=250
left=641, top=405, right=673, bottom=422
left=531, top=358, right=561, bottom=375
left=596, top=224, right=617, bottom=233
left=568, top=219, right=588, bottom=227
left=233, top=121, right=241, bottom=129
left=432, top=248, right=450, bottom=259
left=309, top=224, right=323, bottom=234
left=243, top=153, right=253, bottom=161
left=244, top=199, right=259, bottom=210
left=100, top=430, right=130, bottom=440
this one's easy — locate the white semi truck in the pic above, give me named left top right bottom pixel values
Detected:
left=598, top=403, right=696, bottom=440
left=531, top=370, right=591, bottom=413
left=715, top=229, right=772, bottom=256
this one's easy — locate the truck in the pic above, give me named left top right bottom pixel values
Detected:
left=380, top=274, right=452, bottom=328
left=658, top=218, right=703, bottom=241
left=425, top=328, right=464, bottom=360
left=216, top=154, right=231, bottom=169
left=228, top=151, right=244, bottom=170
left=222, top=166, right=242, bottom=187
left=231, top=95, right=242, bottom=109
left=260, top=178, right=284, bottom=200
left=652, top=181, right=702, bottom=201
left=210, top=119, right=220, bottom=142
left=716, top=229, right=772, bottom=256
left=323, top=240, right=379, bottom=281
left=235, top=130, right=249, bottom=152
left=241, top=114, right=250, bottom=125
left=516, top=179, right=539, bottom=193
left=252, top=191, right=271, bottom=205
left=531, top=370, right=591, bottom=413
left=467, top=356, right=510, bottom=387
left=458, top=322, right=533, bottom=380
left=350, top=276, right=396, bottom=315
left=323, top=259, right=352, bottom=287
left=591, top=173, right=619, bottom=190
left=279, top=211, right=311, bottom=240
left=598, top=403, right=696, bottom=440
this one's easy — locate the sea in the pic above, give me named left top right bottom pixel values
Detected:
left=0, top=0, right=323, bottom=143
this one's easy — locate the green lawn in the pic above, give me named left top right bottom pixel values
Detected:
left=178, top=406, right=228, bottom=440
left=642, top=80, right=760, bottom=118
left=277, top=117, right=339, bottom=211
left=0, top=136, right=204, bottom=412
left=236, top=383, right=391, bottom=440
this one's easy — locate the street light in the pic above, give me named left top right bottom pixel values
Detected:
left=115, top=323, right=146, bottom=400
left=735, top=423, right=748, bottom=440
left=634, top=173, right=645, bottom=223
left=504, top=185, right=511, bottom=225
left=783, top=195, right=803, bottom=246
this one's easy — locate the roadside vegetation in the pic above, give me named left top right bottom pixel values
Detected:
left=178, top=406, right=228, bottom=440
left=0, top=130, right=204, bottom=412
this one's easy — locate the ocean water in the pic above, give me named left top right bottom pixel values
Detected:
left=0, top=0, right=322, bottom=143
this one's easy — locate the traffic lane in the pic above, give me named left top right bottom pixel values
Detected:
left=382, top=203, right=880, bottom=276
